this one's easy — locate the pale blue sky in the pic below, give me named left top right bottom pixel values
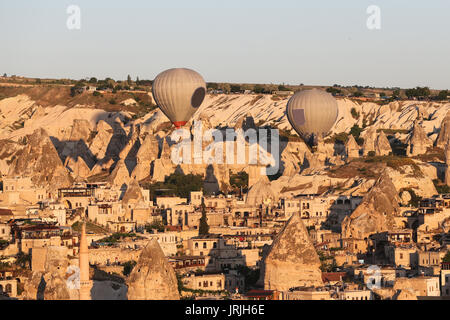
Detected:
left=0, top=0, right=449, bottom=89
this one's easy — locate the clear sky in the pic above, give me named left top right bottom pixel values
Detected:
left=1, top=0, right=449, bottom=89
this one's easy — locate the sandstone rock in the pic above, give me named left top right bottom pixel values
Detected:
left=234, top=114, right=257, bottom=132
left=151, top=158, right=175, bottom=182
left=260, top=213, right=323, bottom=291
left=89, top=120, right=114, bottom=161
left=24, top=246, right=73, bottom=300
left=342, top=169, right=398, bottom=240
left=436, top=110, right=450, bottom=149
left=395, top=289, right=418, bottom=300
left=362, top=127, right=392, bottom=156
left=407, top=120, right=432, bottom=156
left=69, top=119, right=92, bottom=142
left=375, top=131, right=392, bottom=156
left=65, top=156, right=91, bottom=179
left=122, top=179, right=144, bottom=205
left=127, top=239, right=179, bottom=300
left=445, top=144, right=450, bottom=187
left=7, top=128, right=72, bottom=191
left=131, top=134, right=159, bottom=181
left=345, top=134, right=359, bottom=159
left=108, top=159, right=130, bottom=187
left=245, top=178, right=277, bottom=207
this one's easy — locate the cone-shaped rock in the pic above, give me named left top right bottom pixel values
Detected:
left=436, top=110, right=450, bottom=149
left=345, top=134, right=360, bottom=159
left=342, top=169, right=398, bottom=240
left=407, top=120, right=432, bottom=156
left=261, top=213, right=323, bottom=291
left=7, top=128, right=71, bottom=191
left=127, top=239, right=180, bottom=300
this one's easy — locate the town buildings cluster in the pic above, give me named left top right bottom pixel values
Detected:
left=0, top=174, right=450, bottom=300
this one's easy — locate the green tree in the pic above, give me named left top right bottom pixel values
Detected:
left=437, top=90, right=449, bottom=101
left=350, top=124, right=363, bottom=140
left=443, top=251, right=450, bottom=263
left=230, top=84, right=241, bottom=93
left=123, top=260, right=137, bottom=276
left=127, top=74, right=132, bottom=85
left=15, top=252, right=31, bottom=269
left=198, top=199, right=209, bottom=235
left=229, top=171, right=249, bottom=193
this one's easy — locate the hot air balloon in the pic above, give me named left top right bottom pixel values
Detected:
left=286, top=89, right=338, bottom=144
left=152, top=68, right=206, bottom=128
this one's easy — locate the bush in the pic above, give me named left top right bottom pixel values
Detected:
left=123, top=261, right=137, bottom=276
left=93, top=91, right=102, bottom=97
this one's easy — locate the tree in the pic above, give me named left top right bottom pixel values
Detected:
left=229, top=171, right=249, bottom=193
left=350, top=124, right=363, bottom=140
left=207, top=82, right=218, bottom=90
left=127, top=75, right=132, bottom=85
left=198, top=199, right=209, bottom=235
left=443, top=251, right=450, bottom=263
left=437, top=90, right=449, bottom=101
left=136, top=76, right=140, bottom=85
left=278, top=85, right=290, bottom=91
left=123, top=260, right=137, bottom=276
left=70, top=81, right=85, bottom=97
left=88, top=77, right=97, bottom=83
left=230, top=84, right=241, bottom=93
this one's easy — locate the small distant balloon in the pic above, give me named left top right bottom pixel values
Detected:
left=286, top=89, right=338, bottom=143
left=152, top=68, right=206, bottom=128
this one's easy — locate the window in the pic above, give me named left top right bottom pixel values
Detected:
left=203, top=242, right=207, bottom=249
left=195, top=242, right=198, bottom=249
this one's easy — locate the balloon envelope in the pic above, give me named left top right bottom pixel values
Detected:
left=152, top=68, right=206, bottom=128
left=286, top=89, right=338, bottom=142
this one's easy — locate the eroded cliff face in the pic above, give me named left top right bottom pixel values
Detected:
left=127, top=239, right=179, bottom=300
left=23, top=247, right=73, bottom=300
left=7, top=128, right=72, bottom=191
left=341, top=169, right=399, bottom=240
left=0, top=92, right=448, bottom=197
left=261, top=213, right=323, bottom=291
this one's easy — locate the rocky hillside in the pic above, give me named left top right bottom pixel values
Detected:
left=0, top=85, right=448, bottom=201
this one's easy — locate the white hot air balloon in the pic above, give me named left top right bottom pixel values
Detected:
left=152, top=68, right=206, bottom=128
left=286, top=88, right=338, bottom=143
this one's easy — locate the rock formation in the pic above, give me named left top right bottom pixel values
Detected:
left=7, top=128, right=72, bottom=191
left=362, top=128, right=392, bottom=156
left=89, top=120, right=114, bottom=161
left=131, top=133, right=159, bottom=181
left=436, top=110, right=450, bottom=149
left=108, top=159, right=130, bottom=187
left=260, top=213, right=323, bottom=291
left=65, top=156, right=91, bottom=179
left=407, top=120, right=432, bottom=156
left=245, top=177, right=277, bottom=207
left=445, top=143, right=450, bottom=187
left=127, top=239, right=179, bottom=300
left=24, top=246, right=72, bottom=300
left=345, top=134, right=360, bottom=159
left=375, top=131, right=392, bottom=156
left=122, top=179, right=144, bottom=205
left=234, top=114, right=257, bottom=132
left=342, top=169, right=398, bottom=240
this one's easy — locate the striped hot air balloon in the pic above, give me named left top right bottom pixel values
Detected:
left=286, top=89, right=338, bottom=143
left=152, top=68, right=206, bottom=128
